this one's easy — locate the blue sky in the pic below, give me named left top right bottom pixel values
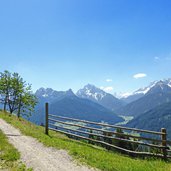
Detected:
left=0, top=0, right=171, bottom=95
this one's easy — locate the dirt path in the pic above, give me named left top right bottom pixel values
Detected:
left=0, top=119, right=96, bottom=171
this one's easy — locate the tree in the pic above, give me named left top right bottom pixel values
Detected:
left=0, top=70, right=37, bottom=118
left=16, top=86, right=37, bottom=118
left=8, top=72, right=24, bottom=114
left=0, top=70, right=11, bottom=111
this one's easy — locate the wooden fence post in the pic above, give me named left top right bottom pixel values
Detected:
left=45, top=103, right=49, bottom=135
left=161, top=128, right=167, bottom=160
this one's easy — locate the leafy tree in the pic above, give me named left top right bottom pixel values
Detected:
left=16, top=85, right=37, bottom=118
left=0, top=70, right=37, bottom=118
left=8, top=72, right=24, bottom=114
left=0, top=70, right=11, bottom=111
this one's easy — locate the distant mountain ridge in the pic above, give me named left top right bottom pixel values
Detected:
left=77, top=84, right=125, bottom=111
left=116, top=79, right=171, bottom=116
left=29, top=87, right=124, bottom=125
left=121, top=79, right=171, bottom=103
left=29, top=78, right=171, bottom=128
left=35, top=87, right=74, bottom=102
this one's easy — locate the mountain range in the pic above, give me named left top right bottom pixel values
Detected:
left=76, top=84, right=125, bottom=111
left=28, top=78, right=171, bottom=139
left=28, top=87, right=124, bottom=125
left=117, top=79, right=171, bottom=117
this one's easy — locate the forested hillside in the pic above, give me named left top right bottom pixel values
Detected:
left=127, top=102, right=171, bottom=139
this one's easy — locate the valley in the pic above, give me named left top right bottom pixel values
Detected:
left=115, top=115, right=134, bottom=125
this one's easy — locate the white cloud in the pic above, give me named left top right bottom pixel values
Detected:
left=100, top=86, right=113, bottom=92
left=133, top=73, right=147, bottom=79
left=106, top=79, right=113, bottom=82
left=154, top=56, right=160, bottom=60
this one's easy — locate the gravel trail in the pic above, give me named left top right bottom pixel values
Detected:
left=0, top=119, right=96, bottom=171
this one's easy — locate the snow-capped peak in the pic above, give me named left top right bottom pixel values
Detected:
left=35, top=87, right=54, bottom=97
left=123, top=78, right=171, bottom=98
left=35, top=87, right=75, bottom=99
left=165, top=79, right=171, bottom=88
left=77, top=84, right=107, bottom=101
left=77, top=84, right=124, bottom=111
left=133, top=81, right=158, bottom=95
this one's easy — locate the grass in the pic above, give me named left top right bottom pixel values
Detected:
left=0, top=111, right=171, bottom=171
left=0, top=125, right=32, bottom=171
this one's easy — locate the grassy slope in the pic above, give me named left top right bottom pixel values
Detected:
left=0, top=128, right=32, bottom=170
left=0, top=111, right=171, bottom=171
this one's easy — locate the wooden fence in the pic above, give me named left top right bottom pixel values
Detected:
left=44, top=103, right=171, bottom=160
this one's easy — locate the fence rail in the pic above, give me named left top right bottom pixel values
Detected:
left=48, top=116, right=165, bottom=143
left=48, top=114, right=165, bottom=135
left=45, top=103, right=171, bottom=160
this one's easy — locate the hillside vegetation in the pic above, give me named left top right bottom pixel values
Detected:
left=127, top=102, right=171, bottom=139
left=0, top=111, right=171, bottom=171
left=117, top=92, right=171, bottom=117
